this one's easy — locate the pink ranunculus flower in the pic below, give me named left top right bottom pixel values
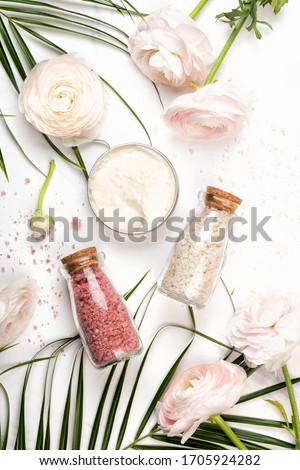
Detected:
left=163, top=82, right=249, bottom=140
left=19, top=53, right=108, bottom=147
left=0, top=278, right=39, bottom=348
left=228, top=292, right=300, bottom=372
left=157, top=361, right=246, bottom=443
left=128, top=6, right=214, bottom=88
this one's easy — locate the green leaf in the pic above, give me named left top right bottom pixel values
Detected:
left=223, top=413, right=291, bottom=428
left=1, top=5, right=129, bottom=48
left=0, top=111, right=45, bottom=176
left=88, top=365, right=117, bottom=450
left=196, top=422, right=292, bottom=449
left=271, top=0, right=288, bottom=14
left=72, top=146, right=88, bottom=180
left=101, top=362, right=129, bottom=449
left=152, top=434, right=227, bottom=450
left=11, top=337, right=78, bottom=449
left=239, top=377, right=300, bottom=403
left=193, top=426, right=268, bottom=450
left=0, top=343, right=19, bottom=353
left=2, top=0, right=129, bottom=37
left=121, top=0, right=145, bottom=22
left=0, top=17, right=26, bottom=80
left=43, top=135, right=83, bottom=170
left=265, top=400, right=290, bottom=429
left=123, top=269, right=151, bottom=300
left=80, top=0, right=144, bottom=16
left=17, top=24, right=66, bottom=54
left=43, top=338, right=79, bottom=450
left=72, top=350, right=84, bottom=450
left=133, top=445, right=195, bottom=450
left=136, top=284, right=156, bottom=327
left=9, top=20, right=35, bottom=68
left=0, top=357, right=53, bottom=377
left=11, top=18, right=128, bottom=54
left=100, top=75, right=152, bottom=145
left=0, top=38, right=19, bottom=92
left=59, top=345, right=82, bottom=450
left=134, top=340, right=193, bottom=440
left=0, top=147, right=9, bottom=182
left=35, top=389, right=46, bottom=449
left=0, top=383, right=10, bottom=450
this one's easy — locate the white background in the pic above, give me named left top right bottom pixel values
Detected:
left=0, top=0, right=300, bottom=451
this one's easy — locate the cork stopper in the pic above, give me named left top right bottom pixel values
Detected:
left=61, top=247, right=98, bottom=274
left=205, top=186, right=242, bottom=213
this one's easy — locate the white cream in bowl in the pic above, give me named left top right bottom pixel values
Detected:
left=88, top=143, right=178, bottom=234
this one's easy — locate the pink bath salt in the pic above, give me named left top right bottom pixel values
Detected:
left=71, top=218, right=82, bottom=230
left=71, top=266, right=140, bottom=366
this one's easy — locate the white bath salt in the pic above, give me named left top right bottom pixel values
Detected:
left=160, top=207, right=233, bottom=307
left=88, top=144, right=177, bottom=233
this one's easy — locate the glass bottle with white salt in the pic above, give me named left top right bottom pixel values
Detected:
left=158, top=186, right=242, bottom=309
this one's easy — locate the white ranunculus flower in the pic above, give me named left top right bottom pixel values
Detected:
left=18, top=53, right=108, bottom=147
left=157, top=361, right=246, bottom=443
left=0, top=279, right=39, bottom=348
left=228, top=292, right=300, bottom=372
left=163, top=82, right=249, bottom=141
left=128, top=6, right=214, bottom=88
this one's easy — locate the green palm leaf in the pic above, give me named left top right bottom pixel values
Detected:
left=3, top=7, right=128, bottom=49
left=239, top=377, right=300, bottom=403
left=0, top=146, right=9, bottom=181
left=72, top=349, right=84, bottom=450
left=58, top=344, right=82, bottom=450
left=0, top=383, right=10, bottom=450
left=0, top=38, right=19, bottom=91
left=0, top=17, right=26, bottom=79
left=1, top=0, right=129, bottom=37
left=134, top=341, right=194, bottom=441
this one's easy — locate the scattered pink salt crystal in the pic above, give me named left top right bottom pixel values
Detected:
left=25, top=178, right=31, bottom=184
left=71, top=218, right=82, bottom=230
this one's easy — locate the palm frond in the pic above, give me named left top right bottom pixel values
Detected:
left=0, top=383, right=10, bottom=450
left=0, top=146, right=9, bottom=181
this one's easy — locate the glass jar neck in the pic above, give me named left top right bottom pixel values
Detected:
left=61, top=247, right=104, bottom=275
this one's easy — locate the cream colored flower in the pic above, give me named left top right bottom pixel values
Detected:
left=0, top=279, right=39, bottom=348
left=128, top=6, right=214, bottom=88
left=19, top=53, right=107, bottom=147
left=157, top=361, right=246, bottom=443
left=228, top=292, right=300, bottom=372
left=163, top=82, right=249, bottom=140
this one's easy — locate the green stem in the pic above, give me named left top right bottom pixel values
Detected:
left=122, top=430, right=155, bottom=450
left=37, top=160, right=55, bottom=212
left=211, top=414, right=248, bottom=450
left=282, top=364, right=300, bottom=449
left=189, top=0, right=210, bottom=20
left=205, top=16, right=247, bottom=85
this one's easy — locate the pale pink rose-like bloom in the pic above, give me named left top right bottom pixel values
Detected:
left=157, top=361, right=246, bottom=443
left=228, top=292, right=300, bottom=372
left=19, top=53, right=108, bottom=147
left=0, top=279, right=39, bottom=348
left=163, top=82, right=249, bottom=140
left=128, top=6, right=214, bottom=88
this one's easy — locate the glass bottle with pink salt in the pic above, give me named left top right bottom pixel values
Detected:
left=61, top=247, right=142, bottom=368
